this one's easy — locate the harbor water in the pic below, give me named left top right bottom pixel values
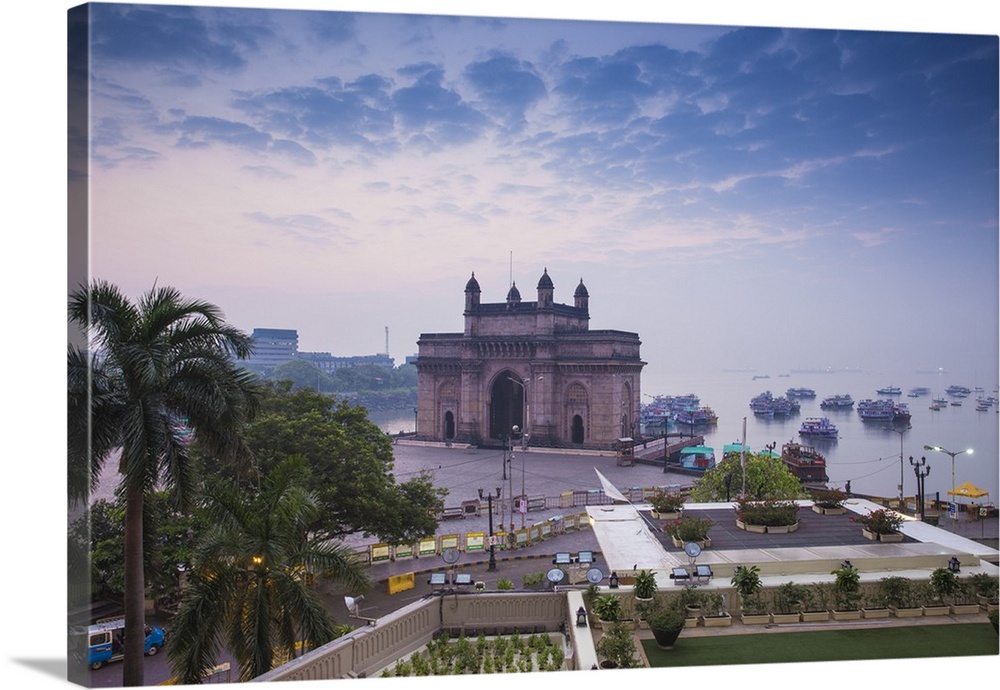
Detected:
left=368, top=369, right=999, bottom=505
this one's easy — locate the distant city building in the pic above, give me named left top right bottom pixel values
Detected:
left=415, top=268, right=645, bottom=449
left=247, top=328, right=299, bottom=370
left=245, top=328, right=395, bottom=373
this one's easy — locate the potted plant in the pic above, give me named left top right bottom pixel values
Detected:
left=701, top=591, right=732, bottom=627
left=771, top=581, right=807, bottom=623
left=595, top=623, right=637, bottom=669
left=678, top=586, right=704, bottom=626
left=877, top=576, right=922, bottom=618
left=989, top=609, right=999, bottom=634
left=734, top=498, right=800, bottom=533
left=914, top=580, right=949, bottom=616
left=800, top=583, right=831, bottom=622
left=645, top=605, right=686, bottom=649
left=969, top=573, right=999, bottom=611
left=950, top=578, right=981, bottom=615
left=861, top=589, right=891, bottom=619
left=929, top=567, right=961, bottom=608
left=811, top=488, right=847, bottom=515
left=731, top=564, right=768, bottom=625
left=632, top=569, right=657, bottom=602
left=851, top=508, right=904, bottom=541
left=830, top=563, right=862, bottom=620
left=664, top=515, right=714, bottom=549
left=592, top=593, right=624, bottom=629
left=649, top=489, right=685, bottom=519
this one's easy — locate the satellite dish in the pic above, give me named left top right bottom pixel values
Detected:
left=684, top=541, right=702, bottom=559
left=546, top=568, right=565, bottom=584
left=586, top=567, right=604, bottom=584
left=442, top=547, right=460, bottom=564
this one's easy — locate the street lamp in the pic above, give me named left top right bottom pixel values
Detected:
left=923, top=444, right=973, bottom=524
left=478, top=486, right=502, bottom=571
left=884, top=424, right=911, bottom=509
left=910, top=455, right=930, bottom=521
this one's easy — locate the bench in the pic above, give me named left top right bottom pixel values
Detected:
left=439, top=507, right=465, bottom=519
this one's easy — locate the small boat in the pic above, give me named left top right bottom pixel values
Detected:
left=798, top=417, right=839, bottom=438
left=668, top=445, right=716, bottom=474
left=781, top=442, right=829, bottom=484
left=951, top=400, right=963, bottom=407
left=877, top=385, right=902, bottom=395
left=821, top=394, right=854, bottom=409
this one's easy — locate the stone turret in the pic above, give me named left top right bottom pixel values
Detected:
left=574, top=278, right=589, bottom=313
left=464, top=272, right=481, bottom=312
left=536, top=268, right=554, bottom=309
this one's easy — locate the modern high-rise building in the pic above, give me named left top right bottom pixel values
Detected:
left=247, top=328, right=299, bottom=371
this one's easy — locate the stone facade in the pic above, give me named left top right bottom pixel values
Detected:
left=415, top=269, right=645, bottom=449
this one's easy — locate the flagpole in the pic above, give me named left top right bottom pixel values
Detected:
left=740, top=416, right=747, bottom=499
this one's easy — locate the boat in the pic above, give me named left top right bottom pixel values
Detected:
left=664, top=445, right=717, bottom=475
left=876, top=385, right=902, bottom=395
left=820, top=394, right=854, bottom=409
left=673, top=406, right=718, bottom=426
left=798, top=417, right=839, bottom=438
left=947, top=385, right=971, bottom=397
left=857, top=398, right=895, bottom=421
left=771, top=396, right=800, bottom=416
left=780, top=442, right=829, bottom=485
left=930, top=402, right=943, bottom=411
left=750, top=391, right=775, bottom=416
left=786, top=388, right=816, bottom=398
left=892, top=403, right=911, bottom=422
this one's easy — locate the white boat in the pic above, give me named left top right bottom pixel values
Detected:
left=798, top=417, right=839, bottom=438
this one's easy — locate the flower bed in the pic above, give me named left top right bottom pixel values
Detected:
left=734, top=498, right=800, bottom=533
left=852, top=507, right=904, bottom=539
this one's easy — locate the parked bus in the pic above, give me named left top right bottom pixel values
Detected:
left=70, top=617, right=166, bottom=670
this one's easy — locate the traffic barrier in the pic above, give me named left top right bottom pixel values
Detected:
left=387, top=572, right=415, bottom=595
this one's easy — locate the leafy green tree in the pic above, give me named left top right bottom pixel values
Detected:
left=168, top=457, right=369, bottom=683
left=241, top=382, right=446, bottom=544
left=270, top=359, right=335, bottom=392
left=68, top=281, right=259, bottom=686
left=689, top=451, right=804, bottom=502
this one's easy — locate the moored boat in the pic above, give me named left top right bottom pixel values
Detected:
left=798, top=417, right=839, bottom=438
left=821, top=394, right=854, bottom=409
left=781, top=442, right=829, bottom=484
left=857, top=398, right=895, bottom=421
left=877, top=385, right=902, bottom=395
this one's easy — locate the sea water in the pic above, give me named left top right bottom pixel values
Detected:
left=369, top=369, right=999, bottom=503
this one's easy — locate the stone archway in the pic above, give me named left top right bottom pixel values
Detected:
left=489, top=371, right=524, bottom=441
left=443, top=411, right=455, bottom=440
left=571, top=414, right=585, bottom=444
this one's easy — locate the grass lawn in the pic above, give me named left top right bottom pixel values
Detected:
left=643, top=623, right=998, bottom=668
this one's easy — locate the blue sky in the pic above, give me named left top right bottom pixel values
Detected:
left=78, top=2, right=997, bottom=396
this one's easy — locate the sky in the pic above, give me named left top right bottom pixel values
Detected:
left=72, top=1, right=1000, bottom=394
left=1, top=3, right=997, bottom=688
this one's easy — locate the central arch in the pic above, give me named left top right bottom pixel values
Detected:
left=489, top=371, right=525, bottom=441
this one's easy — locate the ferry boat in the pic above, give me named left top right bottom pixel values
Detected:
left=786, top=387, right=816, bottom=398
left=876, top=385, right=902, bottom=395
left=892, top=403, right=911, bottom=423
left=857, top=398, right=895, bottom=421
left=780, top=442, right=829, bottom=485
left=947, top=385, right=971, bottom=397
left=821, top=394, right=854, bottom=409
left=798, top=417, right=839, bottom=438
left=750, top=391, right=775, bottom=416
left=664, top=445, right=717, bottom=475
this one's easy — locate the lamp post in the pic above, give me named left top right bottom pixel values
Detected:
left=509, top=375, right=542, bottom=529
left=478, top=486, right=502, bottom=571
left=884, top=424, right=911, bottom=509
left=910, top=455, right=930, bottom=521
left=923, top=444, right=973, bottom=525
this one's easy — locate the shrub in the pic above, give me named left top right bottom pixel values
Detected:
left=593, top=593, right=624, bottom=622
left=831, top=564, right=862, bottom=610
left=851, top=508, right=903, bottom=535
left=773, top=581, right=808, bottom=614
left=812, top=488, right=846, bottom=509
left=496, top=577, right=515, bottom=591
left=877, top=576, right=916, bottom=609
left=632, top=569, right=658, bottom=599
left=665, top=515, right=714, bottom=542
left=649, top=489, right=685, bottom=514
left=735, top=498, right=799, bottom=526
left=595, top=623, right=637, bottom=668
left=645, top=606, right=685, bottom=632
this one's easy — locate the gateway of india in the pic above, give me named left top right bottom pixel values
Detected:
left=415, top=268, right=645, bottom=449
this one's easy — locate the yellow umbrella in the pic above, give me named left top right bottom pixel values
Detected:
left=946, top=481, right=990, bottom=499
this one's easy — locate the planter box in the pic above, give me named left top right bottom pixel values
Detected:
left=671, top=537, right=711, bottom=550
left=862, top=608, right=891, bottom=619
left=703, top=614, right=733, bottom=627
left=683, top=616, right=699, bottom=628
left=890, top=607, right=924, bottom=618
left=766, top=521, right=800, bottom=534
left=740, top=613, right=770, bottom=626
left=652, top=510, right=680, bottom=521
left=831, top=609, right=862, bottom=621
left=801, top=610, right=830, bottom=622
left=741, top=522, right=767, bottom=534
left=815, top=505, right=846, bottom=515
left=862, top=528, right=877, bottom=541
left=922, top=605, right=950, bottom=617
left=878, top=531, right=904, bottom=542
left=770, top=612, right=801, bottom=624
left=951, top=604, right=981, bottom=615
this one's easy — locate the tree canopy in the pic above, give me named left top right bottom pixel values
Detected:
left=239, top=382, right=446, bottom=544
left=689, top=451, right=805, bottom=502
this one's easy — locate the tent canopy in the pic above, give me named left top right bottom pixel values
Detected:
left=947, top=481, right=990, bottom=499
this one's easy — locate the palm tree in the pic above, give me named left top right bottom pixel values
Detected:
left=68, top=281, right=259, bottom=686
left=168, top=457, right=370, bottom=683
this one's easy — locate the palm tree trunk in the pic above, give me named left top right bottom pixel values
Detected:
left=122, top=483, right=146, bottom=687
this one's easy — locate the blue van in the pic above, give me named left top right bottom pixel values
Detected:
left=71, top=617, right=166, bottom=670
